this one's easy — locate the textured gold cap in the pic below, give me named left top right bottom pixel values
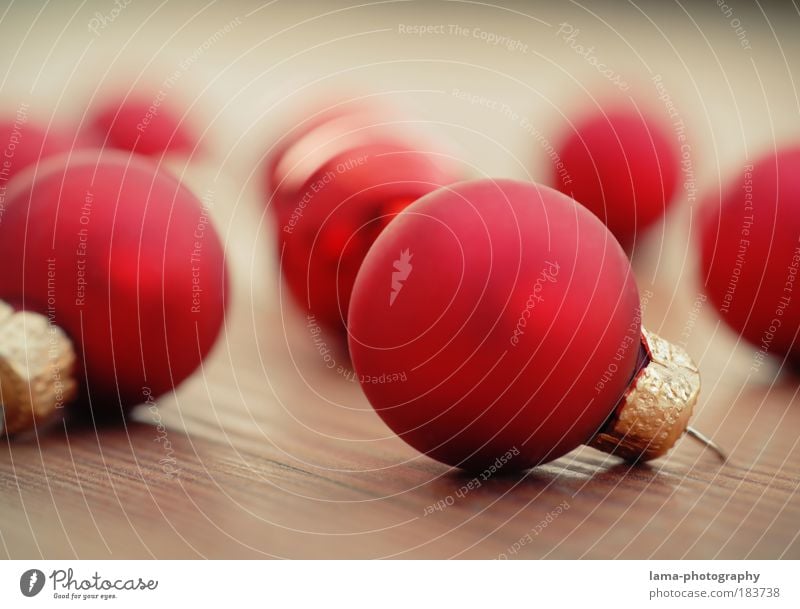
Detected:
left=0, top=302, right=78, bottom=436
left=588, top=329, right=700, bottom=461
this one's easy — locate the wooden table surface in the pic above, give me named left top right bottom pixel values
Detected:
left=1, top=0, right=799, bottom=559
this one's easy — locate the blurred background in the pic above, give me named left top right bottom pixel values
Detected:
left=1, top=0, right=799, bottom=559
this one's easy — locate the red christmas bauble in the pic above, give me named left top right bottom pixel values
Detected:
left=267, top=101, right=459, bottom=335
left=265, top=97, right=397, bottom=196
left=552, top=108, right=680, bottom=247
left=700, top=148, right=800, bottom=363
left=348, top=179, right=642, bottom=470
left=0, top=151, right=227, bottom=411
left=88, top=96, right=198, bottom=157
left=0, top=119, right=74, bottom=183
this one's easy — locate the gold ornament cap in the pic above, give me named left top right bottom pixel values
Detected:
left=588, top=329, right=700, bottom=462
left=0, top=302, right=78, bottom=436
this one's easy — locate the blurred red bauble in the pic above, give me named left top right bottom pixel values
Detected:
left=266, top=99, right=459, bottom=336
left=348, top=179, right=701, bottom=471
left=700, top=148, right=800, bottom=366
left=88, top=95, right=198, bottom=157
left=552, top=108, right=680, bottom=247
left=265, top=97, right=398, bottom=196
left=0, top=152, right=227, bottom=433
left=0, top=118, right=74, bottom=184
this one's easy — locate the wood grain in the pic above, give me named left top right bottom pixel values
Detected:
left=1, top=0, right=799, bottom=559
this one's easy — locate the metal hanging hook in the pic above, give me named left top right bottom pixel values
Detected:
left=686, top=426, right=728, bottom=462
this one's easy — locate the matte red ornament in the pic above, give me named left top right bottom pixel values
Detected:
left=88, top=95, right=198, bottom=157
left=266, top=100, right=459, bottom=336
left=552, top=108, right=680, bottom=247
left=0, top=118, right=74, bottom=183
left=348, top=179, right=702, bottom=471
left=0, top=151, right=227, bottom=434
left=700, top=147, right=800, bottom=365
